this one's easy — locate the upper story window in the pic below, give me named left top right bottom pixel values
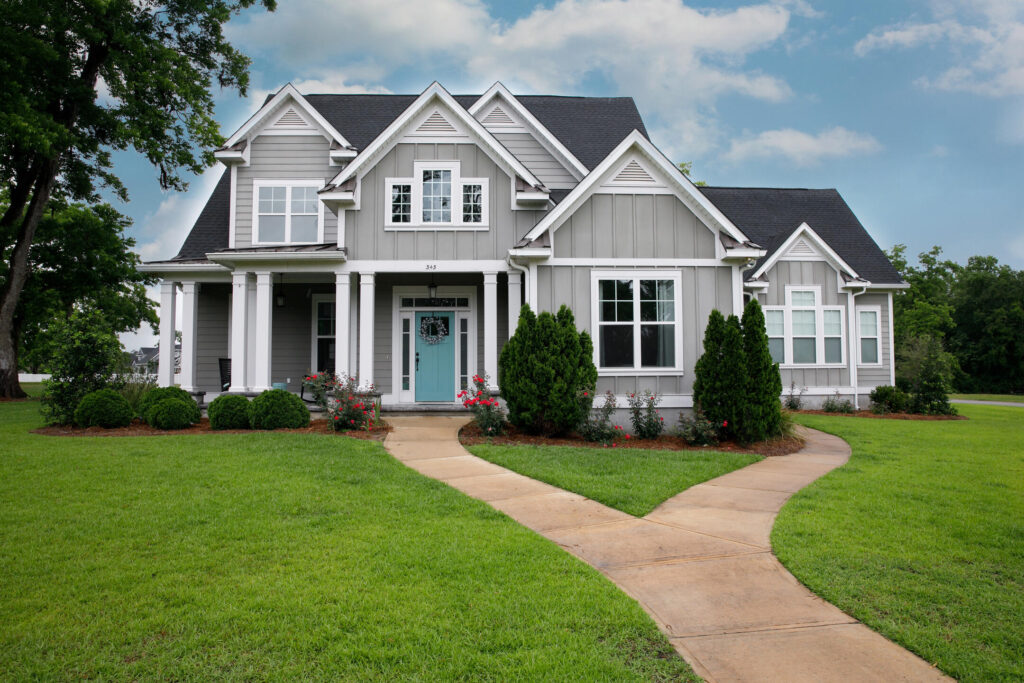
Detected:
left=764, top=287, right=845, bottom=367
left=385, top=161, right=488, bottom=230
left=253, top=179, right=324, bottom=244
left=591, top=271, right=683, bottom=374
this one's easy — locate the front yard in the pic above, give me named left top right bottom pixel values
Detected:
left=0, top=400, right=695, bottom=681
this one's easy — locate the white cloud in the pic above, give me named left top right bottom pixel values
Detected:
left=134, top=168, right=224, bottom=262
left=855, top=0, right=1024, bottom=97
left=724, top=126, right=882, bottom=166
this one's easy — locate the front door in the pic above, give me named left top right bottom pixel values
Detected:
left=415, top=311, right=455, bottom=402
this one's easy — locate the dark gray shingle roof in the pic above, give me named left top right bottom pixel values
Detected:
left=174, top=169, right=229, bottom=260
left=698, top=187, right=902, bottom=284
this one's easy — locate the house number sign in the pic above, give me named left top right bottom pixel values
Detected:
left=419, top=316, right=449, bottom=344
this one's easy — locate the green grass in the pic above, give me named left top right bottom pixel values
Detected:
left=0, top=400, right=696, bottom=681
left=774, top=405, right=1023, bottom=681
left=951, top=393, right=1024, bottom=403
left=468, top=444, right=761, bottom=517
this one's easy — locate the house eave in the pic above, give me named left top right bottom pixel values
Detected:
left=207, top=250, right=348, bottom=264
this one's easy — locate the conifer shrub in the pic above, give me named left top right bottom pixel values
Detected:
left=73, top=388, right=133, bottom=428
left=149, top=398, right=196, bottom=430
left=739, top=299, right=783, bottom=443
left=248, top=389, right=310, bottom=430
left=139, top=386, right=200, bottom=425
left=208, top=394, right=251, bottom=430
left=499, top=304, right=597, bottom=436
left=693, top=310, right=746, bottom=440
left=911, top=337, right=957, bottom=415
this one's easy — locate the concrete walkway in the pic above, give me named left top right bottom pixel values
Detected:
left=383, top=417, right=950, bottom=682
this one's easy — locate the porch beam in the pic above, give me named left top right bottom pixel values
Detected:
left=179, top=282, right=198, bottom=392
left=507, top=271, right=522, bottom=340
left=253, top=271, right=273, bottom=391
left=157, top=280, right=177, bottom=387
left=483, top=271, right=498, bottom=388
left=358, top=272, right=375, bottom=388
left=228, top=271, right=250, bottom=393
left=335, top=271, right=351, bottom=379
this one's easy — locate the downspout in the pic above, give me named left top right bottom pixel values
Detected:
left=506, top=254, right=529, bottom=310
left=848, top=284, right=868, bottom=410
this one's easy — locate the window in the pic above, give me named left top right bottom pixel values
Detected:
left=385, top=161, right=488, bottom=228
left=824, top=310, right=843, bottom=364
left=764, top=287, right=845, bottom=366
left=859, top=309, right=880, bottom=364
left=594, top=273, right=681, bottom=372
left=401, top=318, right=411, bottom=390
left=254, top=180, right=323, bottom=244
left=765, top=309, right=784, bottom=364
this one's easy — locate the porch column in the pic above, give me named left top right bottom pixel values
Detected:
left=507, top=271, right=522, bottom=339
left=253, top=271, right=273, bottom=391
left=228, top=271, right=249, bottom=393
left=334, top=271, right=351, bottom=379
left=179, top=282, right=198, bottom=392
left=358, top=272, right=375, bottom=388
left=157, top=280, right=177, bottom=387
left=483, top=271, right=498, bottom=388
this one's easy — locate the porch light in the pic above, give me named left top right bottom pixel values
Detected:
left=428, top=284, right=437, bottom=299
left=275, top=273, right=286, bottom=307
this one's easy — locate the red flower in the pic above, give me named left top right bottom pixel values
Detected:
left=624, top=434, right=631, bottom=440
left=583, top=391, right=588, bottom=397
left=723, top=421, right=728, bottom=427
left=334, top=416, right=339, bottom=421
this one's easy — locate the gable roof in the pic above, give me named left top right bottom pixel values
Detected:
left=698, top=187, right=903, bottom=284
left=225, top=83, right=351, bottom=149
left=174, top=169, right=230, bottom=260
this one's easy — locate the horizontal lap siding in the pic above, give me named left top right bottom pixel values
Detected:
left=235, top=135, right=338, bottom=248
left=855, top=292, right=892, bottom=388
left=491, top=132, right=577, bottom=189
left=271, top=284, right=317, bottom=390
left=195, top=284, right=229, bottom=393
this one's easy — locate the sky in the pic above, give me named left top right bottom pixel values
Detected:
left=116, top=0, right=1024, bottom=348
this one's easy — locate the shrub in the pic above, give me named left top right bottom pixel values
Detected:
left=459, top=374, right=506, bottom=435
left=911, top=337, right=957, bottom=415
left=740, top=299, right=783, bottom=443
left=822, top=391, right=855, bottom=414
left=499, top=304, right=597, bottom=436
left=73, top=388, right=133, bottom=428
left=693, top=311, right=746, bottom=440
left=208, top=394, right=251, bottom=430
left=248, top=389, right=310, bottom=430
left=139, top=386, right=200, bottom=425
left=149, top=398, right=196, bottom=430
left=869, top=385, right=909, bottom=414
left=627, top=390, right=664, bottom=439
left=676, top=409, right=719, bottom=446
left=117, top=370, right=157, bottom=417
left=40, top=310, right=125, bottom=425
left=304, top=373, right=378, bottom=431
left=783, top=382, right=805, bottom=410
left=578, top=390, right=620, bottom=444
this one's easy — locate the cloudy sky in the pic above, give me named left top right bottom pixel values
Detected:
left=117, top=0, right=1024, bottom=347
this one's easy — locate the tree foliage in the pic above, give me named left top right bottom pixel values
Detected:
left=693, top=310, right=747, bottom=440
left=740, top=299, right=783, bottom=443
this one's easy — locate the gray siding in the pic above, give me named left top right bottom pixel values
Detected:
left=235, top=135, right=338, bottom=248
left=195, top=284, right=229, bottom=393
left=271, top=284, right=330, bottom=389
left=492, top=132, right=577, bottom=189
left=535, top=264, right=734, bottom=395
left=552, top=194, right=716, bottom=259
left=346, top=143, right=546, bottom=260
left=854, top=292, right=892, bottom=388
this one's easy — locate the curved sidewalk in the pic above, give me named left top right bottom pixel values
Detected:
left=383, top=417, right=950, bottom=682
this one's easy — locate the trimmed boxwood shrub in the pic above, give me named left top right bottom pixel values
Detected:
left=149, top=398, right=196, bottom=430
left=248, top=389, right=310, bottom=430
left=869, top=385, right=909, bottom=414
left=74, top=388, right=133, bottom=428
left=208, top=394, right=251, bottom=430
left=138, top=386, right=200, bottom=425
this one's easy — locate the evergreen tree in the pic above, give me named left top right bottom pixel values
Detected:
left=693, top=310, right=725, bottom=420
left=718, top=315, right=747, bottom=440
left=740, top=299, right=783, bottom=443
left=693, top=310, right=746, bottom=440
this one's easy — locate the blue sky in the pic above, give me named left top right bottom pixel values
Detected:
left=117, top=0, right=1024, bottom=347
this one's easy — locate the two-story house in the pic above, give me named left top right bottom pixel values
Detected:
left=141, top=81, right=904, bottom=412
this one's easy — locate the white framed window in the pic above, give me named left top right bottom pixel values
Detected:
left=253, top=179, right=325, bottom=244
left=858, top=307, right=882, bottom=365
left=591, top=271, right=683, bottom=374
left=384, top=161, right=488, bottom=229
left=764, top=286, right=845, bottom=367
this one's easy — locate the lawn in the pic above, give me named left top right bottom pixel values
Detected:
left=950, top=393, right=1024, bottom=403
left=774, top=404, right=1023, bottom=681
left=468, top=444, right=760, bottom=517
left=0, top=400, right=696, bottom=681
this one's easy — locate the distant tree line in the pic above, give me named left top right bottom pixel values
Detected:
left=887, top=245, right=1024, bottom=395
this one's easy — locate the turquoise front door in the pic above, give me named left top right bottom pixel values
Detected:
left=415, top=311, right=456, bottom=402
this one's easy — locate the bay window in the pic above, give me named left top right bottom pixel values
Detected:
left=763, top=287, right=845, bottom=367
left=253, top=180, right=324, bottom=244
left=593, top=272, right=682, bottom=372
left=385, top=161, right=488, bottom=229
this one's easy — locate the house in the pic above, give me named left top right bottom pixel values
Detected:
left=129, top=345, right=179, bottom=375
left=140, top=81, right=905, bottom=412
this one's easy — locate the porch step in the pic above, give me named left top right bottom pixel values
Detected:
left=382, top=405, right=469, bottom=416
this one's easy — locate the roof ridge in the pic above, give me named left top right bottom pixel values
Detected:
left=701, top=185, right=838, bottom=192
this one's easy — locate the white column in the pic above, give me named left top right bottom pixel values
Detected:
left=507, top=271, right=522, bottom=339
left=253, top=271, right=273, bottom=391
left=358, top=272, right=375, bottom=388
left=179, top=282, right=198, bottom=391
left=157, top=280, right=177, bottom=387
left=484, top=271, right=498, bottom=388
left=228, top=271, right=249, bottom=393
left=335, top=271, right=351, bottom=379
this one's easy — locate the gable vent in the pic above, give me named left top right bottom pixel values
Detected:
left=482, top=105, right=515, bottom=126
left=787, top=238, right=816, bottom=256
left=275, top=107, right=307, bottom=127
left=613, top=160, right=655, bottom=183
left=416, top=110, right=457, bottom=132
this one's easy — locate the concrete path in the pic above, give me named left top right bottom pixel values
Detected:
left=383, top=417, right=950, bottom=682
left=951, top=398, right=1024, bottom=407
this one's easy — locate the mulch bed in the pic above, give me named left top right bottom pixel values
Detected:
left=458, top=422, right=804, bottom=457
left=32, top=418, right=393, bottom=440
left=793, top=410, right=966, bottom=421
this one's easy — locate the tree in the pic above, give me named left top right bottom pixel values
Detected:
left=693, top=310, right=747, bottom=439
left=886, top=244, right=959, bottom=344
left=677, top=161, right=707, bottom=186
left=5, top=202, right=156, bottom=372
left=740, top=299, right=782, bottom=443
left=0, top=0, right=275, bottom=397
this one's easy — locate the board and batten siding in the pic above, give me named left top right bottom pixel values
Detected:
left=535, top=264, right=733, bottom=396
left=234, top=135, right=338, bottom=248
left=345, top=143, right=545, bottom=261
left=552, top=193, right=717, bottom=259
left=491, top=132, right=577, bottom=189
left=195, top=284, right=230, bottom=393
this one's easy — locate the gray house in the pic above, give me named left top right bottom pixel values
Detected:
left=141, top=81, right=904, bottom=410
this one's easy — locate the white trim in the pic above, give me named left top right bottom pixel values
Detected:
left=383, top=161, right=490, bottom=229
left=228, top=271, right=250, bottom=392
left=359, top=273, right=375, bottom=387
left=251, top=179, right=326, bottom=246
left=483, top=271, right=498, bottom=390
left=856, top=305, right=883, bottom=366
left=341, top=259, right=508, bottom=273
left=887, top=292, right=896, bottom=385
left=179, top=282, right=198, bottom=392
left=752, top=223, right=860, bottom=281
left=763, top=285, right=847, bottom=368
left=228, top=165, right=237, bottom=249
left=590, top=270, right=684, bottom=375
left=224, top=83, right=351, bottom=150
left=507, top=270, right=522, bottom=340
left=545, top=257, right=722, bottom=267
left=158, top=281, right=177, bottom=388
left=253, top=271, right=274, bottom=391
left=310, top=293, right=335, bottom=374
left=731, top=265, right=743, bottom=316
left=335, top=273, right=351, bottom=379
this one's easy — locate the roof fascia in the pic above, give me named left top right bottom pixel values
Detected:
left=522, top=130, right=748, bottom=244
left=328, top=82, right=542, bottom=188
left=752, top=222, right=860, bottom=280
left=469, top=82, right=589, bottom=179
left=224, top=83, right=352, bottom=149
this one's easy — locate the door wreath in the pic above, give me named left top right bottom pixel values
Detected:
left=419, top=316, right=449, bottom=344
